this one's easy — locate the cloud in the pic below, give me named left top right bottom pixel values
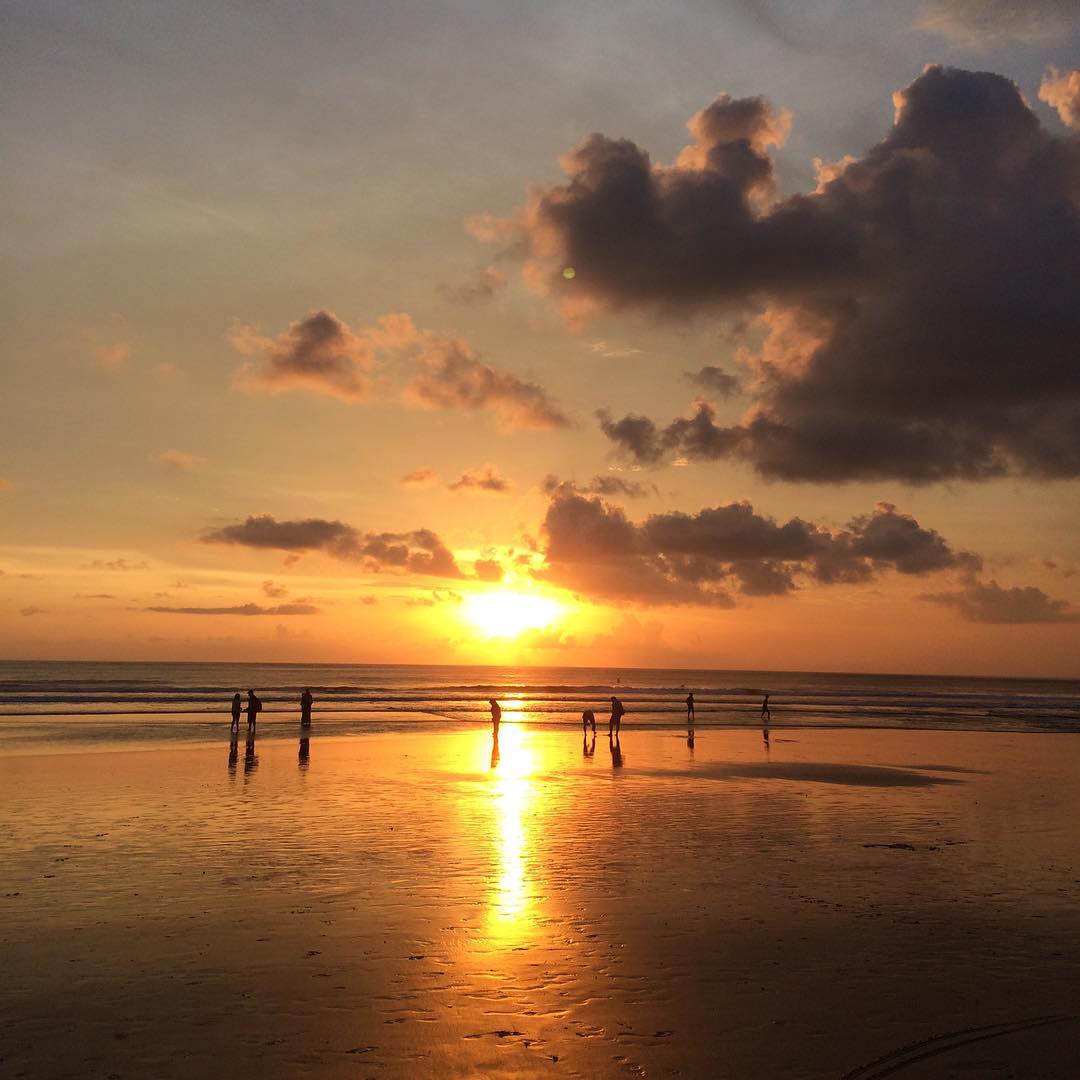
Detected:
left=921, top=580, right=1079, bottom=623
left=229, top=310, right=399, bottom=400
left=20, top=606, right=46, bottom=616
left=439, top=266, right=507, bottom=304
left=401, top=467, right=440, bottom=488
left=537, top=488, right=981, bottom=605
left=93, top=342, right=132, bottom=369
left=493, top=66, right=1080, bottom=483
left=685, top=365, right=740, bottom=398
left=405, top=334, right=570, bottom=431
left=358, top=594, right=379, bottom=605
left=153, top=449, right=201, bottom=471
left=449, top=464, right=513, bottom=494
left=913, top=0, right=1074, bottom=47
left=202, top=514, right=464, bottom=578
left=1040, top=66, right=1080, bottom=129
left=147, top=603, right=320, bottom=616
left=261, top=580, right=288, bottom=598
left=405, top=589, right=463, bottom=607
left=85, top=558, right=150, bottom=571
left=474, top=558, right=504, bottom=582
left=541, top=474, right=655, bottom=499
left=587, top=340, right=644, bottom=359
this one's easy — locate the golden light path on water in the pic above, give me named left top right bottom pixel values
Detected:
left=484, top=713, right=539, bottom=943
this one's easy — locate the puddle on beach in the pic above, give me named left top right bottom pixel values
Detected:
left=2, top=727, right=1080, bottom=1078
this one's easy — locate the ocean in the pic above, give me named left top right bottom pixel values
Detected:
left=1, top=660, right=1078, bottom=750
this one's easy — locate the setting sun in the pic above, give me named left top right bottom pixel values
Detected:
left=461, top=590, right=562, bottom=640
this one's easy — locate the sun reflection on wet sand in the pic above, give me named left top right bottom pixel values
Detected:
left=485, top=723, right=538, bottom=941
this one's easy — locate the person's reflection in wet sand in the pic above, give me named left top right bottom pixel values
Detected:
left=298, top=736, right=310, bottom=768
left=609, top=733, right=623, bottom=768
left=244, top=730, right=258, bottom=774
left=687, top=728, right=695, bottom=752
left=228, top=732, right=239, bottom=772
left=583, top=732, right=596, bottom=759
left=490, top=729, right=500, bottom=769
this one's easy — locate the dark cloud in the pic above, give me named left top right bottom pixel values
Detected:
left=496, top=66, right=1080, bottom=483
left=439, top=266, right=507, bottom=304
left=147, top=603, right=319, bottom=616
left=230, top=310, right=384, bottom=400
left=20, top=606, right=46, bottom=616
left=202, top=514, right=464, bottom=578
left=449, top=465, right=513, bottom=494
left=405, top=335, right=570, bottom=431
left=261, top=580, right=288, bottom=598
left=537, top=489, right=981, bottom=606
left=914, top=0, right=1074, bottom=47
left=921, top=580, right=1079, bottom=623
left=401, top=467, right=440, bottom=488
left=541, top=473, right=656, bottom=499
left=1040, top=66, right=1080, bottom=129
left=685, top=365, right=740, bottom=397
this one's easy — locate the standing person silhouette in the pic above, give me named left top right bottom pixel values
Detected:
left=246, top=689, right=262, bottom=733
left=489, top=698, right=502, bottom=732
left=685, top=692, right=695, bottom=725
left=609, top=695, right=625, bottom=737
left=761, top=693, right=771, bottom=721
left=300, top=687, right=313, bottom=729
left=230, top=692, right=242, bottom=733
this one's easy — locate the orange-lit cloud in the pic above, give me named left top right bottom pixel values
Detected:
left=405, top=335, right=569, bottom=431
left=153, top=449, right=201, bottom=471
left=914, top=0, right=1072, bottom=47
left=449, top=464, right=513, bottom=494
left=1040, top=65, right=1080, bottom=129
left=401, top=467, right=440, bottom=488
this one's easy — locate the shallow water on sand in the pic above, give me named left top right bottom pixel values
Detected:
left=2, top=728, right=1080, bottom=1078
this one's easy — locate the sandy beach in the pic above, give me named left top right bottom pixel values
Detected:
left=3, top=724, right=1079, bottom=1078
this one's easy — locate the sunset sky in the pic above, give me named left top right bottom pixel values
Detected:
left=2, top=0, right=1079, bottom=675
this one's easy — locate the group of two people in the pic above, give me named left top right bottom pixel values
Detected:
left=230, top=688, right=314, bottom=733
left=487, top=695, right=627, bottom=736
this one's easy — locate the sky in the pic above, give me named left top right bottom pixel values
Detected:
left=2, top=0, right=1079, bottom=676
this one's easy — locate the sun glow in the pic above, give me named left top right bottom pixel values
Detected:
left=461, top=590, right=562, bottom=640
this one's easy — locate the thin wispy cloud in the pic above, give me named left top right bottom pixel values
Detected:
left=147, top=603, right=319, bottom=616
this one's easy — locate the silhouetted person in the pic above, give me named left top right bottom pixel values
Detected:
left=490, top=729, right=500, bottom=769
left=299, top=736, right=310, bottom=767
left=228, top=732, right=239, bottom=770
left=489, top=698, right=501, bottom=732
left=246, top=689, right=262, bottom=732
left=761, top=693, right=771, bottom=722
left=230, top=692, right=242, bottom=733
left=583, top=732, right=596, bottom=758
left=244, top=729, right=258, bottom=773
left=609, top=696, right=625, bottom=737
left=609, top=732, right=623, bottom=768
left=300, top=688, right=313, bottom=729
left=686, top=692, right=695, bottom=724
left=582, top=708, right=596, bottom=734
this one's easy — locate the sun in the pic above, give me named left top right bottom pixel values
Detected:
left=461, top=590, right=562, bottom=640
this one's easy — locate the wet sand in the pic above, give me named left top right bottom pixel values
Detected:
left=2, top=726, right=1079, bottom=1078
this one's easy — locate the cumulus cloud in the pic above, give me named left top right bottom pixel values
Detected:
left=401, top=467, right=440, bottom=488
left=153, top=449, right=201, bottom=471
left=921, top=580, right=1079, bottom=623
left=147, top=603, right=319, bottom=616
left=1040, top=66, right=1080, bottom=129
left=537, top=488, right=981, bottom=605
left=914, top=0, right=1074, bottom=47
left=491, top=66, right=1080, bottom=483
left=229, top=310, right=388, bottom=400
left=202, top=514, right=464, bottom=578
left=448, top=464, right=513, bottom=494
left=439, top=265, right=507, bottom=304
left=405, top=335, right=570, bottom=431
